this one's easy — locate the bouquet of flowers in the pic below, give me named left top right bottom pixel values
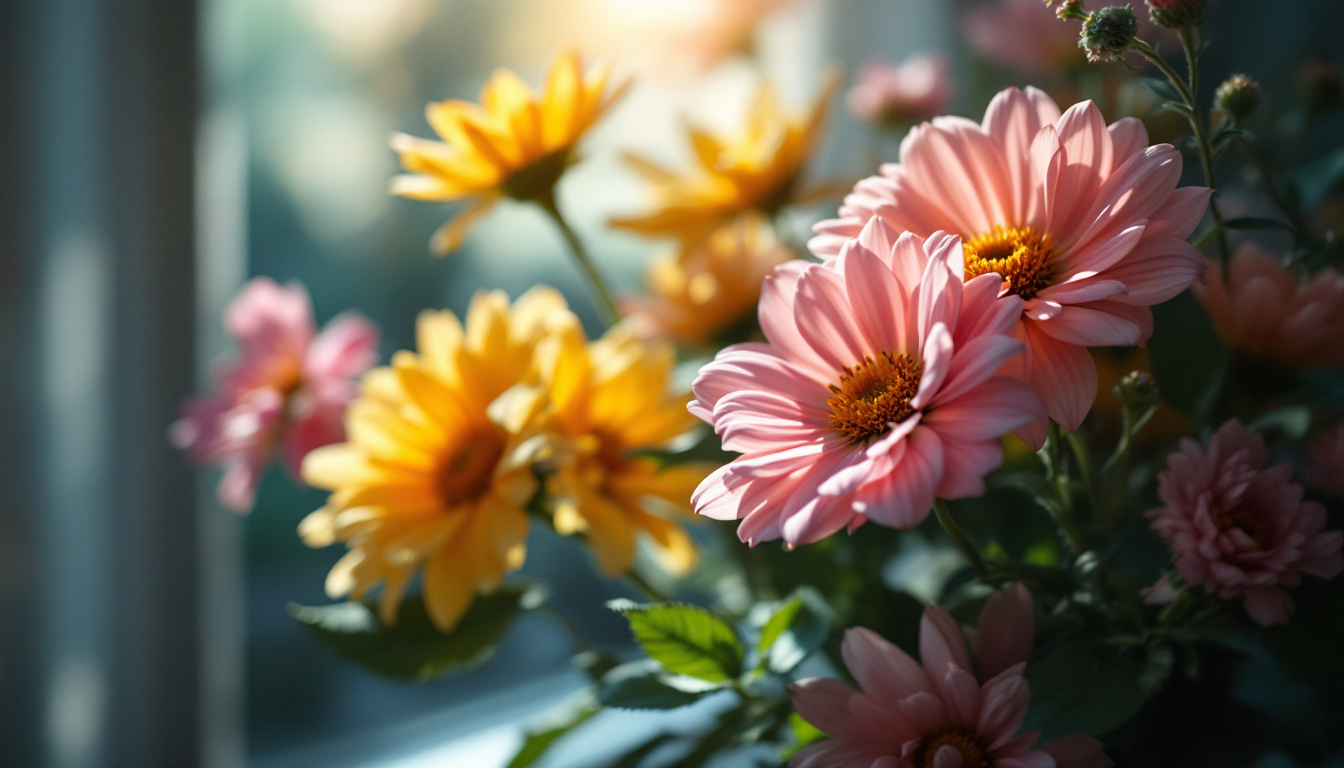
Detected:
left=179, top=1, right=1344, bottom=765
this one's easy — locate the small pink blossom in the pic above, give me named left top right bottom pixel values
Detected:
left=812, top=87, right=1209, bottom=447
left=689, top=223, right=1043, bottom=547
left=1304, top=421, right=1344, bottom=495
left=1192, top=243, right=1344, bottom=369
left=172, top=277, right=379, bottom=512
left=963, top=0, right=1082, bottom=75
left=790, top=584, right=1112, bottom=768
left=1147, top=419, right=1344, bottom=626
left=847, top=55, right=952, bottom=127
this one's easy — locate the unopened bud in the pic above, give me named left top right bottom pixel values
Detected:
left=1146, top=0, right=1206, bottom=29
left=1055, top=0, right=1088, bottom=21
left=1215, top=74, right=1260, bottom=124
left=1114, top=370, right=1158, bottom=410
left=1080, top=6, right=1139, bottom=63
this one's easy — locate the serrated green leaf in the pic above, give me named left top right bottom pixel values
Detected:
left=759, top=589, right=831, bottom=674
left=610, top=601, right=744, bottom=682
left=290, top=584, right=543, bottom=681
left=505, top=704, right=596, bottom=768
left=598, top=661, right=715, bottom=710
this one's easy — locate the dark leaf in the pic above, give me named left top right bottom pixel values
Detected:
left=1223, top=216, right=1295, bottom=232
left=289, top=584, right=544, bottom=681
left=506, top=703, right=597, bottom=768
left=609, top=600, right=744, bottom=682
left=608, top=734, right=678, bottom=768
left=758, top=588, right=832, bottom=674
left=1022, top=643, right=1151, bottom=740
left=598, top=661, right=716, bottom=710
left=1139, top=76, right=1182, bottom=103
left=1148, top=290, right=1226, bottom=420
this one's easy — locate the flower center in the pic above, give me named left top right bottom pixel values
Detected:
left=827, top=351, right=923, bottom=442
left=439, top=429, right=506, bottom=505
left=963, top=225, right=1055, bottom=300
left=1214, top=502, right=1270, bottom=546
left=917, top=728, right=990, bottom=768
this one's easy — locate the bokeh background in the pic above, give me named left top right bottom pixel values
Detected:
left=1, top=0, right=1341, bottom=766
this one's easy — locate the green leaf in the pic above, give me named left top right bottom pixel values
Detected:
left=1148, top=290, right=1227, bottom=420
left=598, top=661, right=716, bottom=710
left=609, top=735, right=678, bottom=768
left=1223, top=216, right=1295, bottom=232
left=1139, top=76, right=1182, bottom=103
left=289, top=584, right=544, bottom=681
left=609, top=600, right=744, bottom=682
left=758, top=588, right=832, bottom=674
left=781, top=712, right=827, bottom=759
left=1022, top=643, right=1152, bottom=739
left=505, top=703, right=596, bottom=768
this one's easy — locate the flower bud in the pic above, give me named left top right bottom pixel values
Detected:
left=1080, top=5, right=1139, bottom=63
left=1215, top=74, right=1260, bottom=124
left=1146, top=0, right=1206, bottom=29
left=1054, top=0, right=1088, bottom=21
left=1114, top=370, right=1158, bottom=410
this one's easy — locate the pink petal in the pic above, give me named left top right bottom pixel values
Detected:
left=1106, top=117, right=1148, bottom=171
left=923, top=376, right=1042, bottom=442
left=912, top=323, right=955, bottom=410
left=305, top=312, right=380, bottom=383
left=1242, top=586, right=1293, bottom=626
left=1145, top=186, right=1211, bottom=240
left=919, top=605, right=973, bottom=684
left=794, top=265, right=872, bottom=372
left=1040, top=734, right=1114, bottom=768
left=1099, top=237, right=1205, bottom=306
left=841, top=627, right=934, bottom=706
left=933, top=334, right=1026, bottom=405
left=936, top=438, right=1004, bottom=499
left=1035, top=303, right=1142, bottom=347
left=840, top=238, right=907, bottom=354
left=758, top=261, right=836, bottom=379
left=975, top=583, right=1035, bottom=680
left=1011, top=321, right=1097, bottom=432
left=854, top=427, right=944, bottom=529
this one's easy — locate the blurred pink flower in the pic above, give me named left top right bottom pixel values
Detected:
left=172, top=277, right=379, bottom=512
left=811, top=87, right=1209, bottom=447
left=1147, top=419, right=1344, bottom=626
left=847, top=55, right=952, bottom=126
left=790, top=584, right=1111, bottom=768
left=1304, top=421, right=1344, bottom=495
left=963, top=0, right=1081, bottom=75
left=689, top=223, right=1043, bottom=547
left=1192, top=243, right=1344, bottom=369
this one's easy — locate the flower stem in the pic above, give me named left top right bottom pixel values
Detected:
left=933, top=499, right=994, bottom=584
left=625, top=569, right=673, bottom=604
left=1132, top=37, right=1230, bottom=262
left=1042, top=423, right=1088, bottom=558
left=536, top=194, right=622, bottom=327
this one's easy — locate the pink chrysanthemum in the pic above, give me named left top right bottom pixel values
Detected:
left=172, top=277, right=380, bottom=512
left=1147, top=419, right=1344, bottom=626
left=1192, top=243, right=1344, bottom=369
left=1304, top=421, right=1344, bottom=495
left=811, top=87, right=1210, bottom=447
left=689, top=222, right=1043, bottom=547
left=847, top=55, right=952, bottom=126
left=790, top=584, right=1112, bottom=768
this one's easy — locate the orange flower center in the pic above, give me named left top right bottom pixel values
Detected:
left=827, top=351, right=923, bottom=442
left=439, top=429, right=505, bottom=504
left=1214, top=502, right=1270, bottom=546
left=963, top=225, right=1055, bottom=300
left=917, top=728, right=990, bottom=768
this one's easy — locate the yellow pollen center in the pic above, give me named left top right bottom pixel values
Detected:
left=827, top=351, right=923, bottom=442
left=918, top=729, right=990, bottom=768
left=439, top=430, right=505, bottom=505
left=963, top=225, right=1055, bottom=299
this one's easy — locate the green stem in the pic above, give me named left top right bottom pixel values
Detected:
left=625, top=569, right=673, bottom=604
left=536, top=194, right=622, bottom=327
left=1043, top=423, right=1088, bottom=557
left=933, top=499, right=995, bottom=584
left=1133, top=37, right=1230, bottom=262
left=1235, top=138, right=1303, bottom=248
left=1064, top=430, right=1098, bottom=519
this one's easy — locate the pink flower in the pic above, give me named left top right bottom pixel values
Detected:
left=172, top=277, right=379, bottom=512
left=689, top=222, right=1043, bottom=547
left=963, top=0, right=1082, bottom=75
left=847, top=55, right=952, bottom=126
left=811, top=87, right=1209, bottom=446
left=1304, top=421, right=1344, bottom=495
left=1147, top=419, right=1344, bottom=626
left=790, top=584, right=1112, bottom=768
left=1192, top=243, right=1344, bottom=369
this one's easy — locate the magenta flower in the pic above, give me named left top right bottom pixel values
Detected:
left=790, top=584, right=1112, bottom=768
left=847, top=55, right=952, bottom=126
left=689, top=221, right=1043, bottom=547
left=1304, top=421, right=1344, bottom=495
left=172, top=277, right=379, bottom=512
left=1147, top=420, right=1344, bottom=626
left=811, top=87, right=1209, bottom=446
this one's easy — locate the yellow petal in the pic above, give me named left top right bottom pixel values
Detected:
left=388, top=173, right=467, bottom=201
left=541, top=51, right=582, bottom=149
left=429, top=198, right=496, bottom=255
left=298, top=506, right=338, bottom=548
left=302, top=444, right=372, bottom=490
left=423, top=539, right=475, bottom=631
left=416, top=309, right=465, bottom=382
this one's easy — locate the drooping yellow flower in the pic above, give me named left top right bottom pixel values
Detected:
left=390, top=51, right=628, bottom=255
left=611, top=72, right=838, bottom=246
left=532, top=323, right=712, bottom=577
left=299, top=287, right=578, bottom=632
left=623, top=215, right=793, bottom=347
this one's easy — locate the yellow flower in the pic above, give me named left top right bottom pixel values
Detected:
left=611, top=72, right=838, bottom=246
left=533, top=323, right=712, bottom=577
left=390, top=51, right=628, bottom=255
left=299, top=287, right=578, bottom=632
left=623, top=215, right=793, bottom=347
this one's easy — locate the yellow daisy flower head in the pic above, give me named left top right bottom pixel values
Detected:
left=533, top=323, right=713, bottom=577
left=623, top=214, right=793, bottom=347
left=299, top=287, right=579, bottom=632
left=390, top=51, right=629, bottom=255
left=610, top=70, right=839, bottom=246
